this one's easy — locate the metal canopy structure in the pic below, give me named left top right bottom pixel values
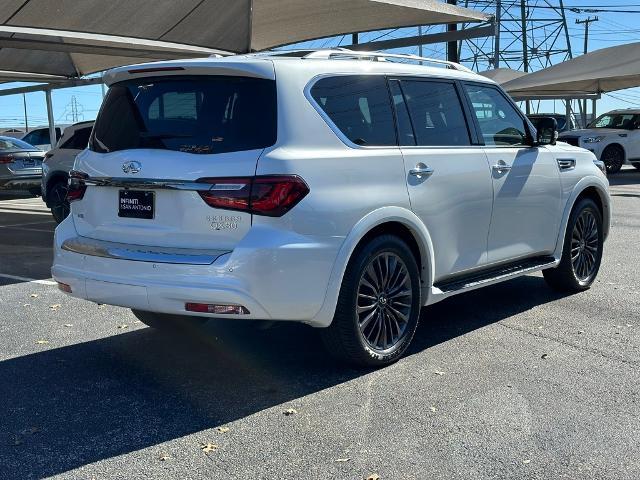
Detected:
left=0, top=0, right=488, bottom=145
left=501, top=42, right=640, bottom=100
left=0, top=26, right=222, bottom=78
left=1, top=0, right=489, bottom=60
left=480, top=67, right=525, bottom=85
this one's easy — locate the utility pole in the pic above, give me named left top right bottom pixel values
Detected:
left=352, top=33, right=358, bottom=45
left=576, top=16, right=598, bottom=126
left=447, top=0, right=459, bottom=63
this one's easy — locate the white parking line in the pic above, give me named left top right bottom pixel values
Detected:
left=0, top=220, right=55, bottom=228
left=0, top=273, right=56, bottom=285
left=0, top=208, right=51, bottom=216
left=0, top=226, right=54, bottom=233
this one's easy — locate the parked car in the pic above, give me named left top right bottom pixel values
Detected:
left=52, top=50, right=610, bottom=367
left=558, top=109, right=640, bottom=174
left=42, top=121, right=94, bottom=223
left=528, top=113, right=575, bottom=133
left=0, top=136, right=45, bottom=196
left=22, top=126, right=62, bottom=151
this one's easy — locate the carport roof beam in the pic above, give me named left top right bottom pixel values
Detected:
left=0, top=77, right=104, bottom=97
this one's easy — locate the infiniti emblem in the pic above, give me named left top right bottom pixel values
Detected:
left=122, top=161, right=142, bottom=174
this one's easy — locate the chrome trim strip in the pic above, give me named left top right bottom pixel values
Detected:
left=62, top=236, right=230, bottom=265
left=84, top=177, right=213, bottom=191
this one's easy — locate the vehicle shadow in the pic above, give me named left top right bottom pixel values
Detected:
left=0, top=275, right=566, bottom=479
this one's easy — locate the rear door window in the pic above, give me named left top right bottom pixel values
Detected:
left=90, top=76, right=277, bottom=155
left=61, top=127, right=92, bottom=150
left=399, top=80, right=471, bottom=146
left=310, top=75, right=396, bottom=146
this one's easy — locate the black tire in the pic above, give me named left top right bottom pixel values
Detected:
left=601, top=145, right=624, bottom=174
left=543, top=198, right=603, bottom=292
left=49, top=180, right=70, bottom=224
left=321, top=235, right=422, bottom=367
left=131, top=309, right=208, bottom=331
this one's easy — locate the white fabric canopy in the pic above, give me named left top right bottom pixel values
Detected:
left=502, top=42, right=640, bottom=98
left=480, top=68, right=525, bottom=85
left=0, top=0, right=489, bottom=77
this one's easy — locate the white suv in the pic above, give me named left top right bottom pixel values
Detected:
left=52, top=50, right=610, bottom=366
left=558, top=109, right=640, bottom=174
left=42, top=121, right=94, bottom=223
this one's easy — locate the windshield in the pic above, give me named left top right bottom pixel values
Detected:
left=589, top=113, right=640, bottom=130
left=90, top=76, right=277, bottom=155
left=0, top=137, right=37, bottom=151
left=530, top=116, right=566, bottom=132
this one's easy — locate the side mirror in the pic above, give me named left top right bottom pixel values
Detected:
left=536, top=117, right=558, bottom=146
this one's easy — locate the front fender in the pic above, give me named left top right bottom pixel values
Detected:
left=553, top=175, right=611, bottom=259
left=310, top=206, right=434, bottom=328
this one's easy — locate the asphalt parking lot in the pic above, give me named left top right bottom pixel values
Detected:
left=0, top=170, right=639, bottom=480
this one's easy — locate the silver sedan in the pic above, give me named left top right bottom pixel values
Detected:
left=0, top=136, right=45, bottom=196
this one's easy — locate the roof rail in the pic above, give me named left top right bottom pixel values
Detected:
left=301, top=48, right=473, bottom=73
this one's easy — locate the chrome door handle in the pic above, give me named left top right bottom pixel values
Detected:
left=409, top=164, right=434, bottom=178
left=492, top=161, right=512, bottom=174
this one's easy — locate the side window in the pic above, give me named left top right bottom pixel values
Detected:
left=24, top=130, right=46, bottom=146
left=62, top=127, right=92, bottom=149
left=464, top=84, right=528, bottom=146
left=310, top=75, right=396, bottom=146
left=400, top=80, right=470, bottom=146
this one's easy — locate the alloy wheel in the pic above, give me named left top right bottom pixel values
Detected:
left=571, top=209, right=599, bottom=282
left=356, top=252, right=413, bottom=352
left=50, top=182, right=70, bottom=223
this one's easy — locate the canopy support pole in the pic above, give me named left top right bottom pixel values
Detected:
left=447, top=0, right=459, bottom=63
left=565, top=99, right=571, bottom=130
left=592, top=98, right=597, bottom=123
left=45, top=89, right=56, bottom=150
left=22, top=93, right=29, bottom=133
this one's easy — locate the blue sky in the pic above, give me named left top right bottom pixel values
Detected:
left=1, top=0, right=640, bottom=130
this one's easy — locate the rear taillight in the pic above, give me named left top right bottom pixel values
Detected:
left=67, top=170, right=88, bottom=202
left=0, top=155, right=14, bottom=164
left=197, top=175, right=309, bottom=217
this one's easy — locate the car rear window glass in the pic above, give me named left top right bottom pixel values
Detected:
left=90, top=76, right=277, bottom=154
left=0, top=137, right=36, bottom=151
left=399, top=80, right=470, bottom=146
left=310, top=75, right=396, bottom=146
left=61, top=126, right=93, bottom=150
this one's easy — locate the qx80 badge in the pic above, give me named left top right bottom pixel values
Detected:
left=122, top=161, right=142, bottom=174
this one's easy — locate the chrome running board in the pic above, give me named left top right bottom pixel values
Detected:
left=433, top=256, right=558, bottom=294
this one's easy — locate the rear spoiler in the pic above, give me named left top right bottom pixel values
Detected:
left=104, top=59, right=276, bottom=86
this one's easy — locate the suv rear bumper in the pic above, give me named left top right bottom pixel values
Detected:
left=52, top=217, right=344, bottom=326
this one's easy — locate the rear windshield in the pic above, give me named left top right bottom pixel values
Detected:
left=0, top=137, right=36, bottom=151
left=90, top=76, right=277, bottom=155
